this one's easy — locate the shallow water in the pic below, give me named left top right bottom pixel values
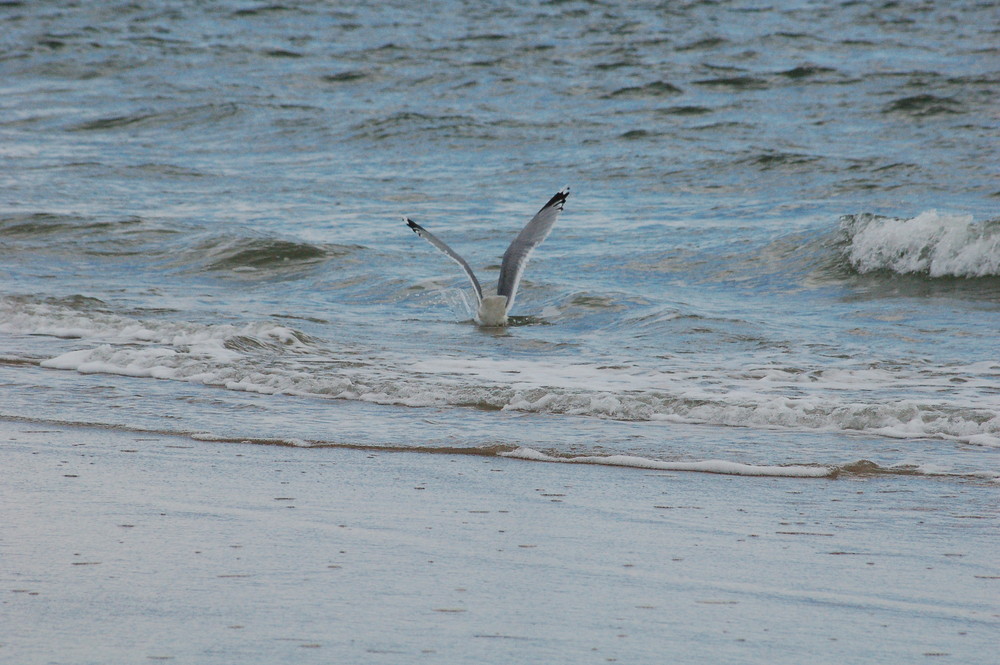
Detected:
left=1, top=1, right=999, bottom=481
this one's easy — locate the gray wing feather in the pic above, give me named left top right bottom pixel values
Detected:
left=496, top=186, right=569, bottom=312
left=405, top=217, right=483, bottom=303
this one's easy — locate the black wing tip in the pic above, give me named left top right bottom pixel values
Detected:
left=546, top=185, right=570, bottom=211
left=404, top=217, right=423, bottom=233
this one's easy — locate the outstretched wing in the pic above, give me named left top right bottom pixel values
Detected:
left=496, top=186, right=569, bottom=312
left=405, top=217, right=483, bottom=303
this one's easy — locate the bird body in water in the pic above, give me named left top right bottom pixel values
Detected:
left=405, top=186, right=570, bottom=326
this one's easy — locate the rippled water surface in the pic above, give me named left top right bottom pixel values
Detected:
left=1, top=1, right=998, bottom=480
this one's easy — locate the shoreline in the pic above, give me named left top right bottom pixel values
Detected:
left=3, top=419, right=997, bottom=664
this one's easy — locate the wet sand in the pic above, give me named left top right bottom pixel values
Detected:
left=2, top=420, right=997, bottom=664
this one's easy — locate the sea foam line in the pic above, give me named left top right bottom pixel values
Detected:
left=32, top=343, right=1000, bottom=449
left=501, top=449, right=999, bottom=482
left=500, top=447, right=835, bottom=478
left=8, top=297, right=999, bottom=448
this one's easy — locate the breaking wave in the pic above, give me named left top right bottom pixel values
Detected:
left=840, top=211, right=1000, bottom=278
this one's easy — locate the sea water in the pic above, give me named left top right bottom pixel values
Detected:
left=2, top=1, right=998, bottom=481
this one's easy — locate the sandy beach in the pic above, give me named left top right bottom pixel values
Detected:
left=2, top=419, right=996, bottom=664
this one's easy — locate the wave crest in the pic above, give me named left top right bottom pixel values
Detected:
left=840, top=211, right=1000, bottom=278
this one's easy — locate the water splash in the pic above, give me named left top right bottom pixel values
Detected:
left=841, top=211, right=1000, bottom=278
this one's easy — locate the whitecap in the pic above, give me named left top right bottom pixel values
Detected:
left=841, top=211, right=1000, bottom=278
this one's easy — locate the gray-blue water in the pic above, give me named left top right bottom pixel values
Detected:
left=2, top=0, right=998, bottom=479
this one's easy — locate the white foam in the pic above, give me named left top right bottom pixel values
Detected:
left=41, top=346, right=181, bottom=379
left=7, top=297, right=999, bottom=449
left=843, top=210, right=1000, bottom=277
left=34, top=349, right=1000, bottom=449
left=190, top=432, right=310, bottom=447
left=1, top=298, right=309, bottom=354
left=500, top=447, right=834, bottom=477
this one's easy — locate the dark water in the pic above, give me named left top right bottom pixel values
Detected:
left=1, top=1, right=998, bottom=479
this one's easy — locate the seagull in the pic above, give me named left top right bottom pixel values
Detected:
left=405, top=186, right=569, bottom=326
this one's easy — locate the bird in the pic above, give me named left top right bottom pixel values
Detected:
left=404, top=186, right=569, bottom=326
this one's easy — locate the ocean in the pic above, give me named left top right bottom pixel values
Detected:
left=2, top=1, right=998, bottom=477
